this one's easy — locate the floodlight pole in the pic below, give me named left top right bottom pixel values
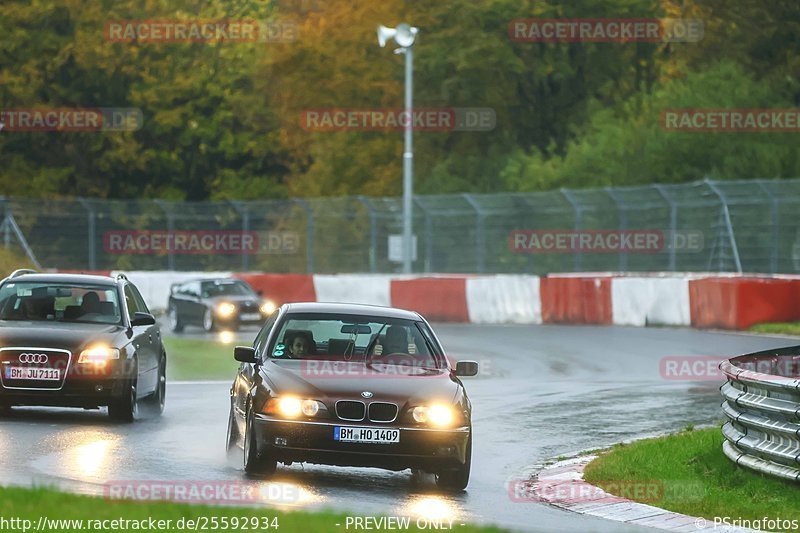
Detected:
left=401, top=45, right=414, bottom=274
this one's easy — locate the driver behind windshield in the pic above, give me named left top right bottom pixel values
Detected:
left=81, top=291, right=101, bottom=315
left=373, top=325, right=415, bottom=356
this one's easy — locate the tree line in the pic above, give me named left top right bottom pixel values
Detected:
left=0, top=0, right=797, bottom=201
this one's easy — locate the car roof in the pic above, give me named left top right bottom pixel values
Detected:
left=2, top=273, right=118, bottom=287
left=284, top=302, right=422, bottom=321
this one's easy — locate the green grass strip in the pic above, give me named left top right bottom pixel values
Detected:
left=163, top=336, right=240, bottom=382
left=0, top=485, right=505, bottom=533
left=584, top=428, right=800, bottom=528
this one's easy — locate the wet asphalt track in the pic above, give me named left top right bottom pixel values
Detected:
left=0, top=323, right=796, bottom=532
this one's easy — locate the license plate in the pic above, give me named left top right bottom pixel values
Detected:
left=334, top=426, right=400, bottom=444
left=4, top=366, right=61, bottom=381
left=241, top=313, right=262, bottom=321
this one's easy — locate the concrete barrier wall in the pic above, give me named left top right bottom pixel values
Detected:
left=312, top=275, right=393, bottom=306
left=390, top=277, right=470, bottom=322
left=233, top=273, right=316, bottom=307
left=465, top=275, right=541, bottom=324
left=540, top=276, right=612, bottom=325
left=88, top=271, right=800, bottom=330
left=611, top=277, right=691, bottom=327
left=689, top=277, right=800, bottom=329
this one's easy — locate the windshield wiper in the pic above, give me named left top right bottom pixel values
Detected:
left=364, top=324, right=387, bottom=361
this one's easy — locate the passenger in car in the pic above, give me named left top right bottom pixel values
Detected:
left=287, top=332, right=311, bottom=358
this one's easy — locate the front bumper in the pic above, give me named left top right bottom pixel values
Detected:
left=216, top=313, right=267, bottom=327
left=253, top=415, right=470, bottom=472
left=0, top=360, right=133, bottom=408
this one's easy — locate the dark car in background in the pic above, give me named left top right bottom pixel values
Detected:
left=167, top=278, right=275, bottom=333
left=226, top=302, right=478, bottom=491
left=0, top=270, right=166, bottom=422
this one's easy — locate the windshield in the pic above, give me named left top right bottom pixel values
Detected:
left=269, top=313, right=444, bottom=368
left=0, top=282, right=122, bottom=325
left=201, top=280, right=254, bottom=298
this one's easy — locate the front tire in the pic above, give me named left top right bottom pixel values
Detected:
left=436, top=432, right=471, bottom=491
left=202, top=308, right=216, bottom=333
left=226, top=402, right=240, bottom=459
left=140, top=355, right=166, bottom=416
left=243, top=408, right=276, bottom=476
left=168, top=304, right=184, bottom=333
left=109, top=377, right=138, bottom=422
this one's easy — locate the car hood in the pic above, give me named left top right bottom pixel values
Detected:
left=0, top=321, right=128, bottom=353
left=261, top=359, right=459, bottom=405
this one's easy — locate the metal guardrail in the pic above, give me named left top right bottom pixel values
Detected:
left=720, top=346, right=800, bottom=481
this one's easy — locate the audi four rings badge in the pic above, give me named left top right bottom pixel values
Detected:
left=19, top=353, right=48, bottom=364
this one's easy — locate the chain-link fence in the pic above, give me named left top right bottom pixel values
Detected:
left=3, top=177, right=800, bottom=274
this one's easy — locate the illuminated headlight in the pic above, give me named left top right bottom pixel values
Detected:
left=260, top=300, right=276, bottom=315
left=278, top=397, right=301, bottom=417
left=215, top=302, right=236, bottom=318
left=411, top=404, right=455, bottom=427
left=78, top=345, right=120, bottom=364
left=265, top=397, right=324, bottom=418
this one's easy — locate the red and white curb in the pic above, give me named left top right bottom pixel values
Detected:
left=524, top=456, right=757, bottom=532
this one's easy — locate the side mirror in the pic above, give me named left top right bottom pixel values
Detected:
left=455, top=360, right=479, bottom=377
left=234, top=346, right=257, bottom=364
left=131, top=312, right=156, bottom=326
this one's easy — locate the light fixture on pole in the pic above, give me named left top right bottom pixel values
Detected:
left=377, top=23, right=418, bottom=274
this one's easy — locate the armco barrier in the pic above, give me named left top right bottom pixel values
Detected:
left=390, top=277, right=470, bottom=322
left=540, top=276, right=612, bottom=325
left=690, top=277, right=800, bottom=329
left=720, top=346, right=800, bottom=482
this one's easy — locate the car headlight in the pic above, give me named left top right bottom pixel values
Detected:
left=260, top=299, right=276, bottom=315
left=411, top=404, right=455, bottom=427
left=78, top=345, right=120, bottom=364
left=264, top=397, right=325, bottom=418
left=215, top=302, right=236, bottom=318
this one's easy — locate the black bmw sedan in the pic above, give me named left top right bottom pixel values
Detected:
left=227, top=302, right=478, bottom=491
left=0, top=270, right=166, bottom=421
left=167, top=277, right=275, bottom=332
